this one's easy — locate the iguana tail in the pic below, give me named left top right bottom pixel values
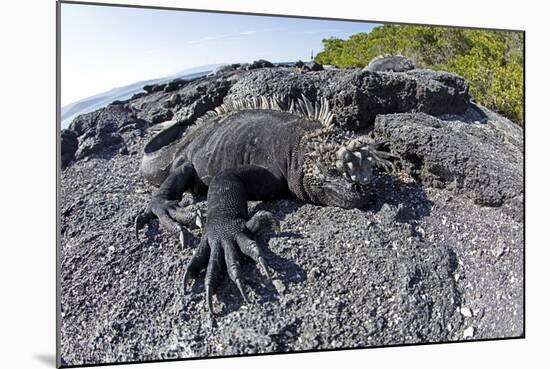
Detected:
left=139, top=120, right=187, bottom=186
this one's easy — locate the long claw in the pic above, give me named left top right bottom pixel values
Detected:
left=379, top=158, right=397, bottom=174
left=236, top=233, right=272, bottom=281
left=235, top=278, right=249, bottom=304
left=389, top=161, right=397, bottom=174
left=208, top=309, right=217, bottom=329
left=258, top=256, right=271, bottom=280
left=206, top=285, right=214, bottom=317
left=182, top=237, right=210, bottom=293
left=205, top=284, right=219, bottom=328
left=204, top=243, right=222, bottom=317
left=182, top=269, right=191, bottom=293
left=195, top=210, right=203, bottom=230
left=223, top=240, right=251, bottom=304
left=179, top=228, right=185, bottom=249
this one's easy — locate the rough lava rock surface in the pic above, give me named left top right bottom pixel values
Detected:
left=60, top=62, right=523, bottom=366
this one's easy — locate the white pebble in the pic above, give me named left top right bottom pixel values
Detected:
left=460, top=307, right=473, bottom=317
left=463, top=326, right=475, bottom=338
left=272, top=279, right=286, bottom=294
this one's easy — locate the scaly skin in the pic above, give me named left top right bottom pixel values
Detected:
left=135, top=97, right=397, bottom=319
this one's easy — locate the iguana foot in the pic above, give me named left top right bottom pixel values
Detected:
left=135, top=162, right=201, bottom=246
left=134, top=201, right=203, bottom=247
left=182, top=211, right=278, bottom=318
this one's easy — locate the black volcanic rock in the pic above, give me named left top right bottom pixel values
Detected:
left=70, top=104, right=146, bottom=161
left=143, top=83, right=167, bottom=94
left=303, top=61, right=323, bottom=71
left=87, top=64, right=470, bottom=134
left=135, top=75, right=238, bottom=126
left=374, top=109, right=523, bottom=218
left=225, top=67, right=469, bottom=130
left=148, top=107, right=173, bottom=124
left=207, top=63, right=242, bottom=77
left=68, top=109, right=102, bottom=137
left=163, top=79, right=188, bottom=93
left=250, top=59, right=275, bottom=69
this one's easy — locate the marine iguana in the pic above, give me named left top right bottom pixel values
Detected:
left=135, top=95, right=397, bottom=316
left=365, top=54, right=416, bottom=73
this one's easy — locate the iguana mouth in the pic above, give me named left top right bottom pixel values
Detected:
left=314, top=177, right=370, bottom=209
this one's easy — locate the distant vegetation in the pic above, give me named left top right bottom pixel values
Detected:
left=314, top=25, right=524, bottom=125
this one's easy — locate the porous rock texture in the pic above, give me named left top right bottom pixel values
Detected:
left=60, top=62, right=523, bottom=366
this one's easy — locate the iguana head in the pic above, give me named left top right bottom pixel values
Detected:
left=302, top=134, right=397, bottom=209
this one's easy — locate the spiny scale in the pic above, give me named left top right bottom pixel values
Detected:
left=194, top=94, right=334, bottom=128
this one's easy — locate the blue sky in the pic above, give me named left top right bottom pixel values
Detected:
left=61, top=3, right=379, bottom=106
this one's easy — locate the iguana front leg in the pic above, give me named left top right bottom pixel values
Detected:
left=135, top=163, right=202, bottom=245
left=182, top=166, right=282, bottom=317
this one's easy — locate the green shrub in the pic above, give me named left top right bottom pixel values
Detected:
left=314, top=25, right=524, bottom=125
